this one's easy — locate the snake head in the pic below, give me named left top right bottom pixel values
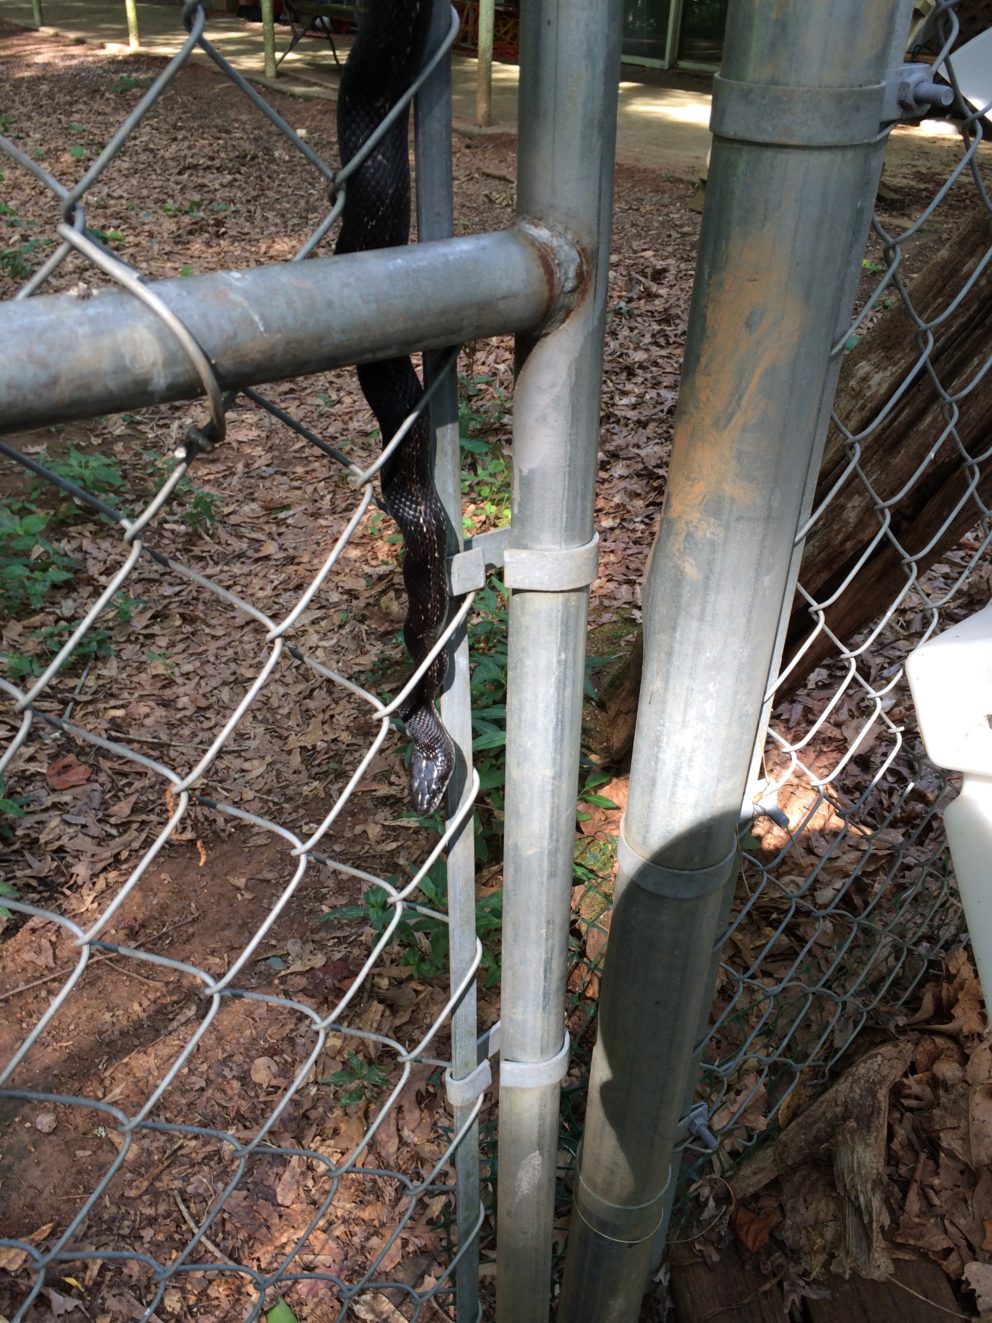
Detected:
left=409, top=731, right=456, bottom=817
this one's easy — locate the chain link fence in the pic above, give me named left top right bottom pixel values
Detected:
left=3, top=0, right=991, bottom=1319
left=0, top=4, right=492, bottom=1320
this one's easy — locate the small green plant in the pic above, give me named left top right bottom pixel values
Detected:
left=137, top=447, right=218, bottom=529
left=91, top=225, right=125, bottom=251
left=323, top=863, right=504, bottom=986
left=0, top=506, right=75, bottom=614
left=459, top=373, right=511, bottom=531
left=0, top=777, right=25, bottom=844
left=111, top=72, right=150, bottom=93
left=0, top=236, right=55, bottom=281
left=180, top=485, right=217, bottom=530
left=323, top=1050, right=391, bottom=1106
left=114, top=592, right=145, bottom=623
left=164, top=199, right=204, bottom=216
left=33, top=446, right=123, bottom=500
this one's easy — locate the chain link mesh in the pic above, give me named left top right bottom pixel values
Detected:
left=0, top=5, right=482, bottom=1320
left=4, top=0, right=992, bottom=1313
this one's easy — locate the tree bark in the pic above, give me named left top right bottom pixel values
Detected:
left=598, top=208, right=992, bottom=767
left=783, top=207, right=992, bottom=685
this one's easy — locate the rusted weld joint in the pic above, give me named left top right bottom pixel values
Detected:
left=516, top=219, right=585, bottom=334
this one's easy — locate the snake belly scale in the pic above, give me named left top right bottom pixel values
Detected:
left=335, top=0, right=455, bottom=816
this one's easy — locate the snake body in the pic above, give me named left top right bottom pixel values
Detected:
left=336, top=0, right=455, bottom=816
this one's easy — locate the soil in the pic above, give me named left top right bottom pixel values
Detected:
left=1, top=15, right=991, bottom=1323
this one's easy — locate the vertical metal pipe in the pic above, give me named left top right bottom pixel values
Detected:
left=415, top=8, right=481, bottom=1320
left=475, top=0, right=494, bottom=127
left=31, top=0, right=44, bottom=27
left=557, top=3, right=914, bottom=1319
left=124, top=0, right=140, bottom=49
left=651, top=61, right=913, bottom=1263
left=495, top=1, right=623, bottom=1321
left=261, top=0, right=278, bottom=79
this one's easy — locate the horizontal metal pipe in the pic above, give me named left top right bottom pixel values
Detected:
left=0, top=229, right=555, bottom=433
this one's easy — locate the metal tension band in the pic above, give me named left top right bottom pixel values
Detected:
left=449, top=526, right=512, bottom=597
left=710, top=74, right=886, bottom=148
left=449, top=529, right=599, bottom=596
left=500, top=1028, right=571, bottom=1090
left=444, top=1057, right=492, bottom=1108
left=503, top=533, right=599, bottom=592
left=444, top=1020, right=502, bottom=1107
left=617, top=820, right=737, bottom=900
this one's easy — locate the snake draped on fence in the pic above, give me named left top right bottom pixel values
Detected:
left=335, top=0, right=456, bottom=816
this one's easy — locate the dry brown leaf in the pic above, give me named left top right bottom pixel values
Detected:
left=46, top=752, right=93, bottom=789
left=970, top=1083, right=992, bottom=1166
left=249, top=1055, right=282, bottom=1089
left=732, top=1202, right=776, bottom=1253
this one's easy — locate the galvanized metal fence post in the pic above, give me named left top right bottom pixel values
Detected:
left=415, top=5, right=483, bottom=1318
left=649, top=0, right=921, bottom=1269
left=475, top=0, right=494, bottom=127
left=557, top=2, right=916, bottom=1318
left=260, top=0, right=277, bottom=79
left=495, top=1, right=623, bottom=1320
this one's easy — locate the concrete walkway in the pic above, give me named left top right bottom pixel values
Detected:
left=2, top=1, right=977, bottom=182
left=0, top=0, right=715, bottom=177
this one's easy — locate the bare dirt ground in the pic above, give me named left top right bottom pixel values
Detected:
left=2, top=16, right=992, bottom=1323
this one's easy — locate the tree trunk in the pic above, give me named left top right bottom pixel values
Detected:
left=598, top=208, right=992, bottom=767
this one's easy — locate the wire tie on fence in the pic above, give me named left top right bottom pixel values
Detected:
left=500, top=1029, right=570, bottom=1090
left=617, top=823, right=737, bottom=900
left=502, top=532, right=599, bottom=592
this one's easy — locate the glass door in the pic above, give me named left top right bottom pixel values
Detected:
left=677, top=0, right=728, bottom=64
left=623, top=0, right=672, bottom=64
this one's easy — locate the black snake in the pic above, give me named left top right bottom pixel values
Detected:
left=336, top=0, right=455, bottom=816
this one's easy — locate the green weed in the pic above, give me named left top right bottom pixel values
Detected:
left=32, top=446, right=123, bottom=500
left=0, top=880, right=19, bottom=919
left=323, top=861, right=503, bottom=987
left=323, top=1050, right=391, bottom=1107
left=459, top=373, right=511, bottom=531
left=0, top=236, right=55, bottom=281
left=164, top=199, right=203, bottom=216
left=111, top=73, right=152, bottom=93
left=0, top=777, right=25, bottom=844
left=0, top=506, right=75, bottom=615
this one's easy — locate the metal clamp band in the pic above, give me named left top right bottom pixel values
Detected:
left=445, top=1057, right=492, bottom=1107
left=448, top=526, right=512, bottom=596
left=503, top=533, right=599, bottom=591
left=710, top=74, right=886, bottom=148
left=500, top=1029, right=571, bottom=1090
left=617, top=821, right=737, bottom=900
